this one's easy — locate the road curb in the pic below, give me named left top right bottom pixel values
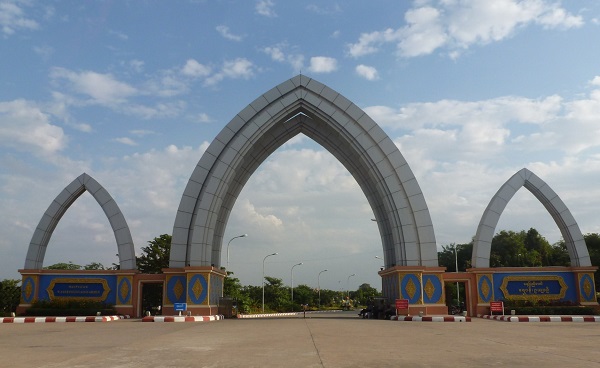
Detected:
left=0, top=315, right=131, bottom=323
left=390, top=315, right=471, bottom=322
left=478, top=314, right=600, bottom=322
left=142, top=315, right=224, bottom=322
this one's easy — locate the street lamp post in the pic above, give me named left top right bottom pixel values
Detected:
left=375, top=256, right=384, bottom=270
left=454, top=245, right=460, bottom=305
left=346, top=274, right=356, bottom=298
left=226, top=234, right=248, bottom=271
left=262, top=252, right=278, bottom=313
left=318, top=269, right=328, bottom=310
left=291, top=262, right=303, bottom=310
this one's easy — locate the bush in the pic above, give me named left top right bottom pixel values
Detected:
left=25, top=298, right=116, bottom=316
left=503, top=306, right=596, bottom=315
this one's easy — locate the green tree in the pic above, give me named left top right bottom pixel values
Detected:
left=549, top=241, right=570, bottom=266
left=355, top=283, right=380, bottom=305
left=490, top=230, right=527, bottom=267
left=292, top=284, right=314, bottom=307
left=438, top=242, right=472, bottom=271
left=264, top=276, right=290, bottom=312
left=584, top=233, right=600, bottom=292
left=0, top=279, right=21, bottom=316
left=224, top=272, right=252, bottom=313
left=45, top=262, right=82, bottom=270
left=83, top=262, right=106, bottom=270
left=137, top=234, right=171, bottom=273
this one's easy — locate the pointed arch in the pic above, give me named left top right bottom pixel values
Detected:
left=472, top=168, right=591, bottom=268
left=170, top=75, right=437, bottom=269
left=24, top=173, right=136, bottom=270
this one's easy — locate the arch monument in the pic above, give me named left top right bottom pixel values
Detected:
left=17, top=76, right=597, bottom=317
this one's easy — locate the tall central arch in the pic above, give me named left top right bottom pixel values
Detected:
left=170, top=75, right=438, bottom=270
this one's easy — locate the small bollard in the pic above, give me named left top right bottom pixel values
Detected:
left=11, top=312, right=15, bottom=317
left=511, top=309, right=516, bottom=315
left=418, top=311, right=423, bottom=317
left=96, top=312, right=101, bottom=316
left=146, top=311, right=151, bottom=317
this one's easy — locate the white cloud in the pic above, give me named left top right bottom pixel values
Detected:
left=114, top=137, right=137, bottom=146
left=262, top=44, right=305, bottom=71
left=306, top=4, right=342, bottom=15
left=33, top=45, right=53, bottom=60
left=0, top=99, right=67, bottom=156
left=308, top=56, right=338, bottom=73
left=181, top=59, right=211, bottom=78
left=189, top=112, right=211, bottom=123
left=263, top=46, right=285, bottom=62
left=355, top=64, right=379, bottom=80
left=347, top=0, right=583, bottom=58
left=129, top=59, right=144, bottom=73
left=216, top=25, right=243, bottom=41
left=50, top=67, right=137, bottom=105
left=205, top=58, right=256, bottom=86
left=256, top=0, right=276, bottom=17
left=0, top=0, right=39, bottom=35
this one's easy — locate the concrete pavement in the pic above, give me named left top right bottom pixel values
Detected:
left=1, top=311, right=599, bottom=368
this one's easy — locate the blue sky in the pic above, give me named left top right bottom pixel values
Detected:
left=2, top=0, right=600, bottom=291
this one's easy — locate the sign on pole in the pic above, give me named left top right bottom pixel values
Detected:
left=174, top=303, right=187, bottom=316
left=395, top=299, right=409, bottom=315
left=490, top=301, right=504, bottom=315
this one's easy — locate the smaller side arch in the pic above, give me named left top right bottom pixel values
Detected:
left=24, top=173, right=136, bottom=270
left=472, top=168, right=591, bottom=268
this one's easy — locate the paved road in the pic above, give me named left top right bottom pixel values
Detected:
left=1, top=311, right=599, bottom=368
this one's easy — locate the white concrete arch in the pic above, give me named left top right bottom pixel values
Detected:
left=24, top=173, right=136, bottom=270
left=472, top=168, right=591, bottom=268
left=171, top=75, right=437, bottom=269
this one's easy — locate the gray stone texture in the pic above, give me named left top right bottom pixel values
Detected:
left=472, top=168, right=591, bottom=268
left=170, top=75, right=438, bottom=269
left=24, top=173, right=136, bottom=270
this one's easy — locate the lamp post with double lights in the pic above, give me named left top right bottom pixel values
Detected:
left=454, top=245, right=460, bottom=305
left=346, top=273, right=356, bottom=298
left=226, top=234, right=248, bottom=271
left=290, top=262, right=303, bottom=310
left=318, top=269, right=328, bottom=310
left=262, top=252, right=278, bottom=313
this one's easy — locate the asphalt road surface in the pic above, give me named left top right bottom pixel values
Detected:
left=1, top=311, right=599, bottom=368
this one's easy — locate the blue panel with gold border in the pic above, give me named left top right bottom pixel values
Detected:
left=399, top=273, right=422, bottom=304
left=21, top=276, right=38, bottom=304
left=38, top=275, right=117, bottom=303
left=187, top=274, right=208, bottom=305
left=578, top=273, right=596, bottom=302
left=116, top=276, right=132, bottom=305
left=477, top=274, right=494, bottom=303
left=493, top=272, right=576, bottom=302
left=166, top=275, right=186, bottom=304
left=422, top=274, right=443, bottom=304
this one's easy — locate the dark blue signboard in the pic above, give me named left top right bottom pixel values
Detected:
left=498, top=274, right=569, bottom=301
left=52, top=282, right=106, bottom=298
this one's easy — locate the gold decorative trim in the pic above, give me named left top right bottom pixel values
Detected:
left=46, top=278, right=111, bottom=301
left=117, top=276, right=131, bottom=304
left=477, top=274, right=493, bottom=304
left=424, top=279, right=435, bottom=300
left=578, top=272, right=596, bottom=301
left=499, top=275, right=567, bottom=300
left=174, top=279, right=184, bottom=301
